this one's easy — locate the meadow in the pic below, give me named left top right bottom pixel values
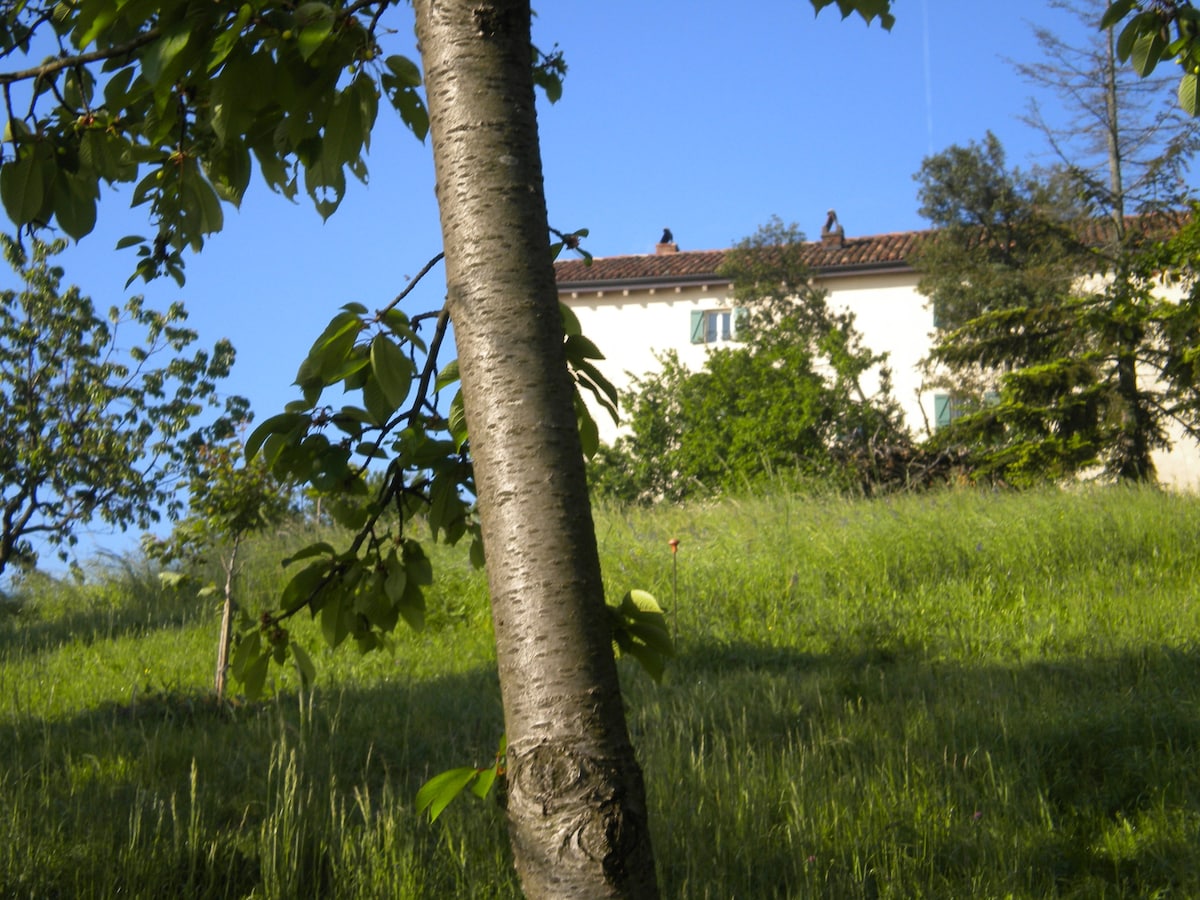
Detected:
left=3, top=485, right=1200, bottom=898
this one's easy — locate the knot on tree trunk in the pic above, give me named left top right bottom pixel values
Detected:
left=508, top=740, right=654, bottom=897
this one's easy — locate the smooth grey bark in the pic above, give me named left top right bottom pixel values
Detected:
left=412, top=1, right=659, bottom=897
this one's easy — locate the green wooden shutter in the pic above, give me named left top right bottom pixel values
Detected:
left=690, top=310, right=705, bottom=344
left=934, top=393, right=953, bottom=429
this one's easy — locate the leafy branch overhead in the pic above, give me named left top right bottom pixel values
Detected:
left=1102, top=1, right=1200, bottom=114
left=0, top=0, right=458, bottom=283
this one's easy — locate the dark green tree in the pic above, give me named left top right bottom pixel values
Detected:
left=911, top=133, right=1087, bottom=334
left=594, top=219, right=903, bottom=501
left=0, top=234, right=244, bottom=575
left=915, top=134, right=1194, bottom=483
left=918, top=2, right=1200, bottom=484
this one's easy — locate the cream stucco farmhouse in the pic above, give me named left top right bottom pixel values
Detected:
left=554, top=218, right=1200, bottom=488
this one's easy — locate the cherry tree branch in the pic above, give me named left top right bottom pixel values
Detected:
left=0, top=29, right=161, bottom=86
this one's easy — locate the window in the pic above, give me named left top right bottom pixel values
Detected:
left=933, top=393, right=963, bottom=429
left=690, top=308, right=746, bottom=345
left=933, top=391, right=999, bottom=428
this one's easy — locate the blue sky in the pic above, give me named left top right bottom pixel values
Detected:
left=5, top=1, right=1186, bottom=561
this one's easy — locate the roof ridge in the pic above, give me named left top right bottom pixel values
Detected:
left=566, top=228, right=930, bottom=265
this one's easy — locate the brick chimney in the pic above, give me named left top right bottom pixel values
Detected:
left=820, top=208, right=845, bottom=249
left=656, top=227, right=679, bottom=254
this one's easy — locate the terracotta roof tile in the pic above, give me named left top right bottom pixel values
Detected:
left=553, top=213, right=1187, bottom=290
left=555, top=229, right=928, bottom=288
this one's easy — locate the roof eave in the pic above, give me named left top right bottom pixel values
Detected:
left=557, top=272, right=731, bottom=293
left=556, top=259, right=915, bottom=294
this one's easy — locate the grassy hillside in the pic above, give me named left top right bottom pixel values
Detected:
left=3, top=486, right=1200, bottom=898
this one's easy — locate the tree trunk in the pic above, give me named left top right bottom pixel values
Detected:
left=1112, top=343, right=1155, bottom=481
left=1103, top=23, right=1126, bottom=243
left=214, top=543, right=239, bottom=700
left=214, top=589, right=234, bottom=699
left=412, top=2, right=659, bottom=897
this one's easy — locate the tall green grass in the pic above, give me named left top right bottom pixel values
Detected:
left=3, top=485, right=1200, bottom=897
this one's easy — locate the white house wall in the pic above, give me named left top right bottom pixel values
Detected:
left=819, top=271, right=933, bottom=436
left=564, top=273, right=937, bottom=444
left=564, top=283, right=730, bottom=441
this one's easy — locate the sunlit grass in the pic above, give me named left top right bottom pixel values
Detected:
left=3, top=485, right=1200, bottom=897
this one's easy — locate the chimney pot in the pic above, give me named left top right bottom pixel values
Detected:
left=820, top=209, right=845, bottom=249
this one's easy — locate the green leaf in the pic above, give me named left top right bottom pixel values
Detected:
left=575, top=395, right=599, bottom=460
left=624, top=588, right=664, bottom=615
left=621, top=641, right=666, bottom=683
left=564, top=333, right=604, bottom=362
left=398, top=580, right=426, bottom=631
left=353, top=74, right=380, bottom=153
left=361, top=373, right=392, bottom=426
left=302, top=310, right=364, bottom=386
left=1, top=151, right=46, bottom=224
left=434, top=359, right=460, bottom=392
left=320, top=598, right=350, bottom=648
left=280, top=558, right=330, bottom=614
left=326, top=496, right=369, bottom=530
left=230, top=629, right=262, bottom=678
left=1131, top=29, right=1166, bottom=77
left=381, top=59, right=429, bottom=142
left=428, top=472, right=463, bottom=541
left=560, top=302, right=582, bottom=336
left=102, top=67, right=137, bottom=113
left=209, top=4, right=252, bottom=72
left=574, top=358, right=619, bottom=421
left=370, top=333, right=414, bottom=409
left=140, top=24, right=191, bottom=88
left=52, top=171, right=98, bottom=240
left=625, top=619, right=675, bottom=657
left=183, top=166, right=226, bottom=238
left=383, top=551, right=408, bottom=604
left=323, top=82, right=365, bottom=173
left=290, top=641, right=316, bottom=688
left=240, top=651, right=270, bottom=699
left=1117, top=12, right=1151, bottom=63
left=295, top=2, right=335, bottom=62
left=1180, top=73, right=1200, bottom=117
left=470, top=764, right=499, bottom=799
left=385, top=55, right=422, bottom=88
left=471, top=733, right=506, bottom=799
left=532, top=64, right=563, bottom=104
left=205, top=138, right=252, bottom=206
left=74, top=0, right=119, bottom=50
left=416, top=767, right=478, bottom=822
left=381, top=308, right=422, bottom=347
left=245, top=411, right=308, bottom=460
left=1100, top=0, right=1137, bottom=31
left=609, top=589, right=674, bottom=683
left=447, top=389, right=468, bottom=451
